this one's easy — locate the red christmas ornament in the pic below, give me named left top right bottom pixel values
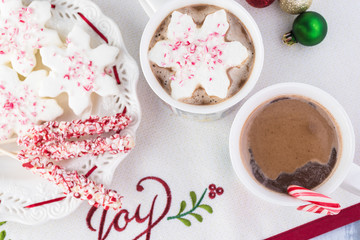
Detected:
left=245, top=0, right=275, bottom=8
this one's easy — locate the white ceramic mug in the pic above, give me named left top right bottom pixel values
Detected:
left=139, top=0, right=264, bottom=121
left=229, top=82, right=359, bottom=206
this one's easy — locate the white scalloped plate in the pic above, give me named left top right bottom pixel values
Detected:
left=0, top=0, right=140, bottom=224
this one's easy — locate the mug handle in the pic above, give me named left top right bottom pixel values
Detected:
left=341, top=163, right=360, bottom=196
left=138, top=0, right=168, bottom=17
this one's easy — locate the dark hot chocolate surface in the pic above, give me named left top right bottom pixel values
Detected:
left=241, top=97, right=339, bottom=193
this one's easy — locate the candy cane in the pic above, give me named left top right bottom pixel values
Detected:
left=296, top=204, right=341, bottom=215
left=287, top=185, right=341, bottom=215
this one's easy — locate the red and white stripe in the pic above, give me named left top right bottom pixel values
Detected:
left=287, top=185, right=341, bottom=215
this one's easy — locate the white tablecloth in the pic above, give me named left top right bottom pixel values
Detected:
left=4, top=0, right=360, bottom=239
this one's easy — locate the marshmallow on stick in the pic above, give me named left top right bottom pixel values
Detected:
left=15, top=113, right=134, bottom=211
left=23, top=134, right=134, bottom=161
left=18, top=113, right=131, bottom=147
left=17, top=152, right=122, bottom=210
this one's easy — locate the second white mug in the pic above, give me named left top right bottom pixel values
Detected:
left=229, top=82, right=359, bottom=206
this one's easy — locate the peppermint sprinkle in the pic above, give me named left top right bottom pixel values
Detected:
left=62, top=52, right=97, bottom=91
left=0, top=66, right=63, bottom=141
left=39, top=25, right=120, bottom=116
left=0, top=0, right=61, bottom=76
left=148, top=9, right=249, bottom=100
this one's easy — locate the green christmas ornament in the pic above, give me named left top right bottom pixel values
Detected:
left=283, top=11, right=327, bottom=46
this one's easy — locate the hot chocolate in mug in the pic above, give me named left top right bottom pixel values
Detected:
left=139, top=0, right=264, bottom=121
left=229, top=82, right=359, bottom=206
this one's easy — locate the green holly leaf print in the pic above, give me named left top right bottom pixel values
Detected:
left=168, top=187, right=220, bottom=227
left=0, top=222, right=5, bottom=227
left=0, top=230, right=6, bottom=240
left=190, top=191, right=197, bottom=207
left=190, top=213, right=203, bottom=222
left=199, top=204, right=213, bottom=214
left=178, top=218, right=191, bottom=227
left=177, top=201, right=187, bottom=215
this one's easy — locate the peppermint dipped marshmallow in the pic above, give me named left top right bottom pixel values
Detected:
left=40, top=25, right=121, bottom=116
left=0, top=0, right=61, bottom=76
left=0, top=66, right=63, bottom=140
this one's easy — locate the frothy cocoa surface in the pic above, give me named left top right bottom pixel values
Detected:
left=148, top=5, right=255, bottom=105
left=241, top=97, right=339, bottom=193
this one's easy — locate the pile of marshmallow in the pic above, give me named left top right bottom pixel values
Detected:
left=0, top=0, right=131, bottom=210
left=0, top=0, right=121, bottom=141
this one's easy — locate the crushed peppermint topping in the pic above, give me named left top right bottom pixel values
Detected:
left=16, top=113, right=134, bottom=211
left=0, top=7, right=40, bottom=72
left=39, top=25, right=120, bottom=116
left=18, top=113, right=131, bottom=147
left=0, top=0, right=61, bottom=76
left=0, top=66, right=63, bottom=141
left=17, top=152, right=123, bottom=211
left=22, top=134, right=134, bottom=161
left=62, top=49, right=97, bottom=91
left=148, top=10, right=249, bottom=100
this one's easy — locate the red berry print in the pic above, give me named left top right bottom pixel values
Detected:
left=216, top=187, right=224, bottom=195
left=209, top=184, right=216, bottom=191
left=209, top=191, right=216, bottom=199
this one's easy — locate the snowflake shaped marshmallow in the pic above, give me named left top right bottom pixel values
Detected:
left=0, top=66, right=63, bottom=141
left=39, top=25, right=121, bottom=116
left=0, top=0, right=61, bottom=76
left=149, top=10, right=249, bottom=100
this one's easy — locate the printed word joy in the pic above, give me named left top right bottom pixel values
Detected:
left=86, top=176, right=172, bottom=240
